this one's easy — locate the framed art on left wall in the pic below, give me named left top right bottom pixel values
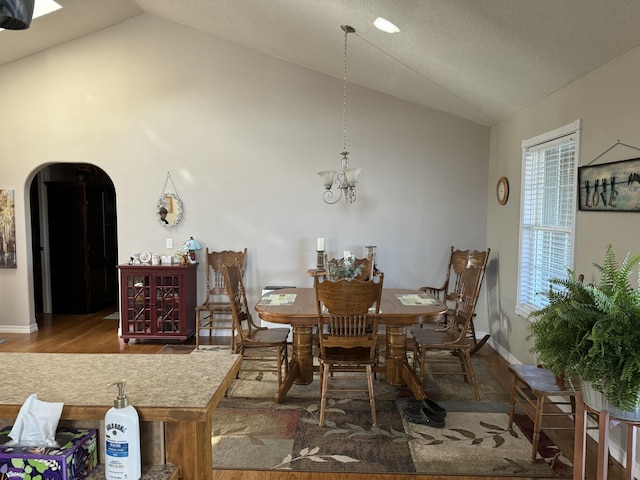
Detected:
left=0, top=189, right=16, bottom=268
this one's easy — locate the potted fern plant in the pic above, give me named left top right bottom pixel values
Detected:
left=527, top=244, right=640, bottom=419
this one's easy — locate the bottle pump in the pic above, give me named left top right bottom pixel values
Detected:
left=105, top=380, right=141, bottom=480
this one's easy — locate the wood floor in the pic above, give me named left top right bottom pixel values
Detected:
left=0, top=307, right=626, bottom=480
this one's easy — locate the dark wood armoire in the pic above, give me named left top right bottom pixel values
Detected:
left=46, top=182, right=118, bottom=314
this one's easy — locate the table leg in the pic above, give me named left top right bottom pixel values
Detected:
left=400, top=362, right=426, bottom=400
left=274, top=326, right=314, bottom=404
left=274, top=359, right=300, bottom=404
left=386, top=325, right=425, bottom=400
left=291, top=326, right=314, bottom=384
left=165, top=420, right=211, bottom=480
left=385, top=325, right=407, bottom=386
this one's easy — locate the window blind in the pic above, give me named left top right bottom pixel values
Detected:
left=517, top=121, right=580, bottom=317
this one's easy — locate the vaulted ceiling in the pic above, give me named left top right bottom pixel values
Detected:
left=3, top=0, right=640, bottom=126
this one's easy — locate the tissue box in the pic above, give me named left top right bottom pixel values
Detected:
left=0, top=427, right=97, bottom=480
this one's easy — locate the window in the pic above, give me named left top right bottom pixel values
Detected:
left=516, top=120, right=581, bottom=318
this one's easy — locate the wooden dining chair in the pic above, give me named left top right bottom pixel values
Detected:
left=314, top=273, right=384, bottom=426
left=411, top=264, right=483, bottom=400
left=195, top=248, right=247, bottom=350
left=223, top=260, right=289, bottom=384
left=418, top=246, right=490, bottom=354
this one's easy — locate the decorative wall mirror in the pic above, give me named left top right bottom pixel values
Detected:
left=157, top=172, right=184, bottom=228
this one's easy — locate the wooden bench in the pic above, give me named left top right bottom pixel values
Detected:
left=507, top=364, right=578, bottom=462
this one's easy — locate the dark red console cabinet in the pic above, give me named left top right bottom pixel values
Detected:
left=118, top=263, right=197, bottom=343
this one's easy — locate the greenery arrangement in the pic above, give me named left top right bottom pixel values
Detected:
left=527, top=244, right=640, bottom=411
left=327, top=258, right=364, bottom=281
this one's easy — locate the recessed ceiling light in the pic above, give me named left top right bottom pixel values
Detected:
left=374, top=17, right=400, bottom=34
left=33, top=0, right=62, bottom=19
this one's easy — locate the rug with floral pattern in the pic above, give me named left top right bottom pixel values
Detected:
left=210, top=360, right=572, bottom=477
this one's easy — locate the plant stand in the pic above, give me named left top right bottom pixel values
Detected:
left=573, top=390, right=639, bottom=480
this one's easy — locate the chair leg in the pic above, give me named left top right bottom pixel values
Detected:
left=366, top=364, right=377, bottom=427
left=234, top=345, right=244, bottom=379
left=284, top=344, right=289, bottom=374
left=319, top=363, right=329, bottom=426
left=276, top=349, right=282, bottom=385
left=420, top=347, right=427, bottom=385
left=373, top=346, right=379, bottom=380
left=195, top=312, right=201, bottom=351
left=461, top=349, right=480, bottom=400
left=468, top=317, right=478, bottom=346
left=432, top=313, right=450, bottom=331
left=230, top=320, right=235, bottom=352
left=275, top=343, right=289, bottom=385
left=469, top=334, right=490, bottom=356
left=412, top=344, right=418, bottom=373
left=456, top=350, right=469, bottom=382
left=413, top=345, right=427, bottom=386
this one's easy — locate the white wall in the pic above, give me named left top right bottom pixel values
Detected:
left=0, top=14, right=489, bottom=332
left=488, top=40, right=640, bottom=465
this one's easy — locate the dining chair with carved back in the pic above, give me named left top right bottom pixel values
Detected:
left=418, top=246, right=490, bottom=354
left=411, top=263, right=484, bottom=401
left=314, top=273, right=384, bottom=426
left=223, top=260, right=289, bottom=384
left=195, top=248, right=247, bottom=351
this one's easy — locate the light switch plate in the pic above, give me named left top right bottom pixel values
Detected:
left=166, top=238, right=173, bottom=249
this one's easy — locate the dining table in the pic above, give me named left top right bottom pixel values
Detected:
left=254, top=287, right=447, bottom=403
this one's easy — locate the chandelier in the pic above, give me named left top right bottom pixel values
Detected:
left=0, top=0, right=35, bottom=29
left=318, top=25, right=362, bottom=204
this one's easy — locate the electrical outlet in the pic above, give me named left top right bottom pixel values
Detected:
left=166, top=238, right=173, bottom=249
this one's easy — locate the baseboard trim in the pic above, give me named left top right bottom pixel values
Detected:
left=0, top=322, right=38, bottom=334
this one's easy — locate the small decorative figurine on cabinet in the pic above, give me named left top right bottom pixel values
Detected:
left=182, top=236, right=201, bottom=263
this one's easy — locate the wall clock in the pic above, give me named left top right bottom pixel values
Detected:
left=497, top=176, right=509, bottom=205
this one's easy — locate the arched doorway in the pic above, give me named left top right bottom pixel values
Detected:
left=30, top=163, right=118, bottom=315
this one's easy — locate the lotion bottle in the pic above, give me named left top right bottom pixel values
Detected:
left=105, top=380, right=141, bottom=480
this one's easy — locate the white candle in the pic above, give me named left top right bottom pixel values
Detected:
left=317, top=237, right=325, bottom=251
left=343, top=250, right=351, bottom=260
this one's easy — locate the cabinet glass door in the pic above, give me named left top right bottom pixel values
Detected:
left=154, top=273, right=181, bottom=334
left=125, top=274, right=151, bottom=333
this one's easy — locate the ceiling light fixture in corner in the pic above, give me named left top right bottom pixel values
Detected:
left=373, top=17, right=399, bottom=34
left=0, top=0, right=61, bottom=30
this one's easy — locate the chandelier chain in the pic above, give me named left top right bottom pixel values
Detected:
left=318, top=25, right=360, bottom=205
left=342, top=26, right=349, bottom=157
